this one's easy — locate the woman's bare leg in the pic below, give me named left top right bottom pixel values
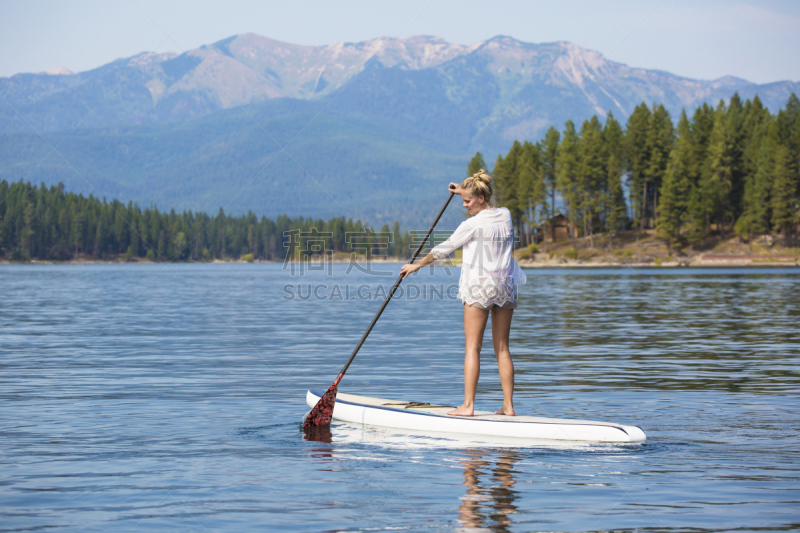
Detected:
left=448, top=304, right=490, bottom=416
left=491, top=307, right=515, bottom=416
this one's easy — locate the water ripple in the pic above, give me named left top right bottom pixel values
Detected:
left=0, top=264, right=798, bottom=531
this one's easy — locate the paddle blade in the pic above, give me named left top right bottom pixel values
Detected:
left=303, top=374, right=343, bottom=428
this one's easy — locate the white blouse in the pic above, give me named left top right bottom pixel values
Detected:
left=431, top=207, right=527, bottom=307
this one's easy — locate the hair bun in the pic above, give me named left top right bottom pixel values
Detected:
left=473, top=169, right=492, bottom=184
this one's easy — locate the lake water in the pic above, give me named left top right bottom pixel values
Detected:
left=1, top=263, right=799, bottom=532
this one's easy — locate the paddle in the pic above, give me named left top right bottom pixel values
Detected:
left=303, top=186, right=457, bottom=428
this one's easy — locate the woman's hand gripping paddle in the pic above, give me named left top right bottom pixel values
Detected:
left=303, top=187, right=456, bottom=428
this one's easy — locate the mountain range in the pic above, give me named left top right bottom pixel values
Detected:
left=1, top=33, right=798, bottom=228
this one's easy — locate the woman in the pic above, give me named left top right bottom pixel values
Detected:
left=400, top=170, right=527, bottom=416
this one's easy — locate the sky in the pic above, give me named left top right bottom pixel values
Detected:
left=0, top=0, right=799, bottom=83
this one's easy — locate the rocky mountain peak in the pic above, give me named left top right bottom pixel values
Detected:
left=375, top=35, right=468, bottom=69
left=553, top=41, right=610, bottom=85
left=127, top=51, right=177, bottom=69
left=43, top=66, right=73, bottom=76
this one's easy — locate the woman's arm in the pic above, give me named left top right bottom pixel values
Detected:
left=430, top=217, right=476, bottom=260
left=399, top=251, right=436, bottom=279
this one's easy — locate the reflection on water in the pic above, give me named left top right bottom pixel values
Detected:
left=458, top=451, right=519, bottom=532
left=303, top=423, right=522, bottom=531
left=302, top=425, right=333, bottom=443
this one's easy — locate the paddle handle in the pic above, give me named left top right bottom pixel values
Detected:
left=339, top=190, right=456, bottom=376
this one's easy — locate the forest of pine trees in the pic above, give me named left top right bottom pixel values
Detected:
left=3, top=92, right=798, bottom=262
left=0, top=180, right=414, bottom=262
left=487, top=93, right=800, bottom=249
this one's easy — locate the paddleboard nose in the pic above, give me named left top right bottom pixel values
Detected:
left=623, top=425, right=647, bottom=443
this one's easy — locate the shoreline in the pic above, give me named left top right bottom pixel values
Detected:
left=2, top=231, right=798, bottom=268
left=2, top=258, right=797, bottom=268
left=515, top=230, right=799, bottom=269
left=517, top=255, right=800, bottom=269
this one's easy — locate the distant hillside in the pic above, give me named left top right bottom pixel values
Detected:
left=1, top=33, right=798, bottom=227
left=0, top=98, right=469, bottom=228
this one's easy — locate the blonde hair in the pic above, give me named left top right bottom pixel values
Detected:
left=460, top=169, right=495, bottom=207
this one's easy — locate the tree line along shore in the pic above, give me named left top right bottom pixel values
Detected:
left=487, top=92, right=799, bottom=253
left=0, top=179, right=420, bottom=263
left=1, top=92, right=798, bottom=266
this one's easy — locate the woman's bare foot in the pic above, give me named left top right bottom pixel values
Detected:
left=495, top=406, right=516, bottom=416
left=447, top=405, right=474, bottom=417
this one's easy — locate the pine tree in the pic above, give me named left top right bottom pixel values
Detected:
left=684, top=103, right=715, bottom=240
left=94, top=214, right=107, bottom=257
left=467, top=152, right=487, bottom=177
left=657, top=110, right=693, bottom=248
left=784, top=94, right=800, bottom=213
left=70, top=210, right=86, bottom=256
left=541, top=126, right=560, bottom=223
left=494, top=141, right=525, bottom=239
left=726, top=93, right=747, bottom=221
left=557, top=120, right=580, bottom=240
left=735, top=134, right=772, bottom=241
left=391, top=221, right=402, bottom=257
left=603, top=112, right=627, bottom=235
left=645, top=104, right=674, bottom=228
left=247, top=223, right=256, bottom=257
left=701, top=102, right=734, bottom=235
left=21, top=201, right=34, bottom=260
left=34, top=185, right=46, bottom=256
left=518, top=142, right=544, bottom=245
left=174, top=231, right=187, bottom=260
left=578, top=116, right=605, bottom=246
left=771, top=143, right=798, bottom=237
left=625, top=103, right=652, bottom=228
left=740, top=96, right=771, bottom=204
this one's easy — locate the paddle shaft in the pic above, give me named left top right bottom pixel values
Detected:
left=338, top=190, right=456, bottom=377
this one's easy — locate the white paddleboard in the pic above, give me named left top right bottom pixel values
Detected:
left=306, top=390, right=646, bottom=443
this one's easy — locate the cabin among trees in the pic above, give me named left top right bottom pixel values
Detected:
left=542, top=214, right=572, bottom=243
left=528, top=214, right=573, bottom=243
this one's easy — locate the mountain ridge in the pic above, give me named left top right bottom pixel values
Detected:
left=1, top=33, right=798, bottom=228
left=3, top=33, right=798, bottom=139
